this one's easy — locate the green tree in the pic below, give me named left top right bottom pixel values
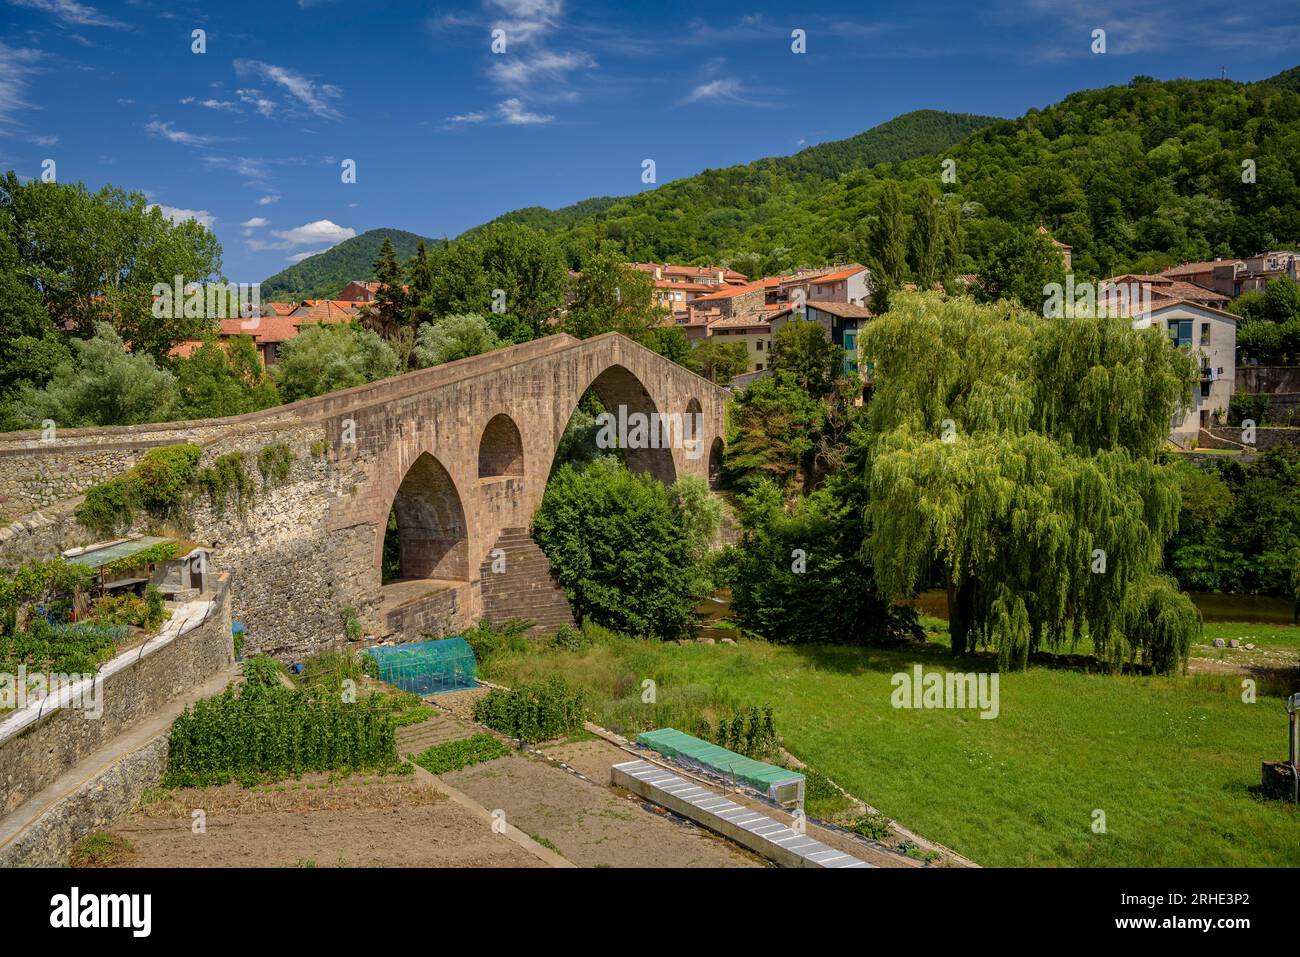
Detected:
left=769, top=319, right=842, bottom=398
left=862, top=293, right=1199, bottom=673
left=1, top=172, right=222, bottom=361
left=684, top=339, right=748, bottom=383
left=563, top=251, right=661, bottom=342
left=533, top=458, right=705, bottom=638
left=412, top=314, right=502, bottom=367
left=730, top=478, right=921, bottom=645
left=725, top=371, right=826, bottom=493
left=862, top=181, right=908, bottom=311
left=11, top=322, right=178, bottom=427
left=174, top=335, right=279, bottom=419
left=370, top=237, right=409, bottom=333
left=271, top=323, right=398, bottom=402
left=423, top=222, right=568, bottom=339
left=976, top=226, right=1066, bottom=310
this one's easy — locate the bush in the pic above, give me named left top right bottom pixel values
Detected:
left=472, top=675, right=588, bottom=743
left=195, top=452, right=255, bottom=514
left=552, top=624, right=586, bottom=652
left=414, top=733, right=511, bottom=773
left=91, top=585, right=167, bottom=631
left=256, top=442, right=295, bottom=487
left=463, top=618, right=531, bottom=664
left=533, top=458, right=705, bottom=638
left=76, top=444, right=202, bottom=535
left=848, top=811, right=893, bottom=841
left=693, top=704, right=778, bottom=760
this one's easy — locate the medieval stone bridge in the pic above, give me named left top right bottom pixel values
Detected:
left=0, top=333, right=729, bottom=659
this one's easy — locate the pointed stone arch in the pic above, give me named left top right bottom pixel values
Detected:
left=384, top=451, right=469, bottom=582
left=478, top=413, right=525, bottom=478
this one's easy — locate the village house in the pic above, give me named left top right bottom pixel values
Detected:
left=168, top=297, right=368, bottom=366
left=770, top=301, right=874, bottom=377
left=631, top=262, right=749, bottom=320
left=1126, top=299, right=1239, bottom=440
left=1160, top=251, right=1300, bottom=299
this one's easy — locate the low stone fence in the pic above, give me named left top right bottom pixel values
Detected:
left=0, top=575, right=233, bottom=821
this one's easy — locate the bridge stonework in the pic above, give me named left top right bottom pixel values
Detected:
left=0, top=334, right=727, bottom=660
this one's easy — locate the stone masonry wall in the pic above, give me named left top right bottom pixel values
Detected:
left=0, top=575, right=233, bottom=818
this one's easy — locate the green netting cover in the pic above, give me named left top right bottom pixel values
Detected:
left=636, top=727, right=804, bottom=792
left=363, top=637, right=477, bottom=696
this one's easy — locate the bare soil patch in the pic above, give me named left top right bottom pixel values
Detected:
left=443, top=750, right=765, bottom=868
left=104, top=772, right=544, bottom=868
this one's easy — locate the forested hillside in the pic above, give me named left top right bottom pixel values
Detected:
left=470, top=75, right=1300, bottom=280
left=260, top=228, right=436, bottom=300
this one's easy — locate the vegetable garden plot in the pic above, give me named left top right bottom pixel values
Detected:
left=364, top=637, right=478, bottom=696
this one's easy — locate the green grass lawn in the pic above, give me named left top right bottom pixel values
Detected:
left=482, top=622, right=1300, bottom=867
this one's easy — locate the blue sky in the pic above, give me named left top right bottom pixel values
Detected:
left=2, top=0, right=1298, bottom=284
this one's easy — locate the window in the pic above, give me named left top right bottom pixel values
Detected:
left=1200, top=381, right=1211, bottom=399
left=1199, top=322, right=1210, bottom=346
left=756, top=339, right=763, bottom=351
left=755, top=362, right=764, bottom=371
left=1167, top=319, right=1192, bottom=347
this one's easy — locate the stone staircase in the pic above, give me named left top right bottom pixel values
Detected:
left=479, top=527, right=576, bottom=637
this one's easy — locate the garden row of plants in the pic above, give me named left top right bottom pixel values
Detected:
left=162, top=655, right=401, bottom=787
left=75, top=440, right=297, bottom=537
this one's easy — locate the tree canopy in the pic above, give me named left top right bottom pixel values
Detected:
left=861, top=293, right=1200, bottom=673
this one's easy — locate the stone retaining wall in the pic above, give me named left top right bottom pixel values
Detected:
left=0, top=735, right=168, bottom=867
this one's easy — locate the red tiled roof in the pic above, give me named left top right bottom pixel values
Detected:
left=693, top=281, right=765, bottom=302
left=810, top=264, right=867, bottom=284
left=1161, top=259, right=1243, bottom=276
left=807, top=301, right=873, bottom=319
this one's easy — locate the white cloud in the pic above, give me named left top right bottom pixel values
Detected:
left=9, top=0, right=127, bottom=29
left=30, top=133, right=57, bottom=146
left=484, top=0, right=563, bottom=44
left=488, top=49, right=594, bottom=90
left=200, top=98, right=240, bottom=112
left=257, top=194, right=280, bottom=205
left=146, top=120, right=218, bottom=147
left=236, top=88, right=275, bottom=117
left=179, top=96, right=195, bottom=104
left=233, top=60, right=341, bottom=119
left=271, top=219, right=355, bottom=245
left=0, top=42, right=43, bottom=127
left=678, top=61, right=774, bottom=108
left=151, top=204, right=216, bottom=230
left=497, top=97, right=552, bottom=125
left=287, top=248, right=329, bottom=263
left=443, top=110, right=488, bottom=126
left=240, top=216, right=270, bottom=228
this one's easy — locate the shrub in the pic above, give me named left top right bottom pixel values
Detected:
left=463, top=618, right=531, bottom=664
left=693, top=704, right=779, bottom=760
left=256, top=442, right=295, bottom=487
left=76, top=444, right=202, bottom=535
left=848, top=811, right=893, bottom=841
left=552, top=624, right=586, bottom=652
left=0, top=618, right=128, bottom=675
left=340, top=607, right=363, bottom=642
left=533, top=458, right=704, bottom=638
left=414, top=733, right=511, bottom=774
left=241, top=654, right=283, bottom=692
left=195, top=452, right=255, bottom=514
left=472, top=675, right=588, bottom=743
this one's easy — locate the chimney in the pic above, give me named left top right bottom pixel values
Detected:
left=655, top=266, right=662, bottom=281
left=717, top=270, right=724, bottom=283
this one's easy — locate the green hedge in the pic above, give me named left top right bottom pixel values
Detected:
left=471, top=675, right=588, bottom=743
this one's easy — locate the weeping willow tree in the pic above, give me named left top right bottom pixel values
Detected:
left=862, top=292, right=1201, bottom=673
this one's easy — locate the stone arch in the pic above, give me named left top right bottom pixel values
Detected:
left=582, top=363, right=678, bottom=485
left=478, top=413, right=525, bottom=478
left=385, top=451, right=469, bottom=581
left=708, top=436, right=725, bottom=490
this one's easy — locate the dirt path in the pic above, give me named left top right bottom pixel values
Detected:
left=103, top=774, right=544, bottom=868
left=442, top=747, right=765, bottom=868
